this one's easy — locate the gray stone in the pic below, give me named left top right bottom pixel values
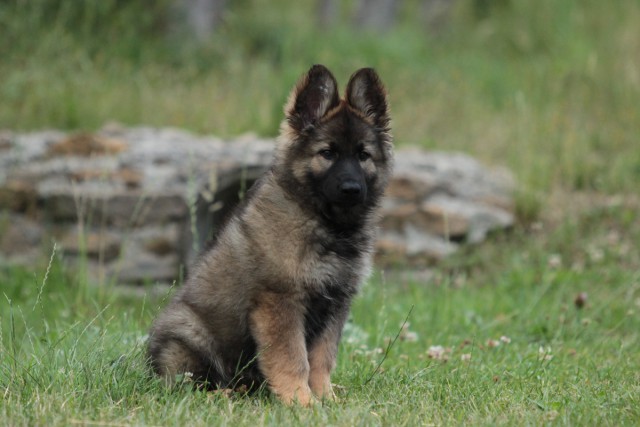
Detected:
left=0, top=214, right=44, bottom=256
left=422, top=195, right=514, bottom=243
left=57, top=227, right=121, bottom=262
left=0, top=126, right=516, bottom=284
left=379, top=225, right=458, bottom=262
left=110, top=252, right=181, bottom=284
left=0, top=214, right=45, bottom=266
left=0, top=179, right=38, bottom=213
left=126, top=224, right=185, bottom=258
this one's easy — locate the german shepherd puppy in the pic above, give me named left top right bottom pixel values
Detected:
left=148, top=64, right=393, bottom=406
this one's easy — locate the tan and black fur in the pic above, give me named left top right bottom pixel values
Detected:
left=148, top=64, right=393, bottom=406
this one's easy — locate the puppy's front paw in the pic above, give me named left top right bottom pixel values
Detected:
left=309, top=370, right=337, bottom=403
left=278, top=385, right=316, bottom=407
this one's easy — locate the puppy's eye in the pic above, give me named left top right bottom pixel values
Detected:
left=319, top=149, right=336, bottom=160
left=358, top=151, right=371, bottom=161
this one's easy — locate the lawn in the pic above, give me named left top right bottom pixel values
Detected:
left=1, top=198, right=639, bottom=425
left=1, top=0, right=639, bottom=425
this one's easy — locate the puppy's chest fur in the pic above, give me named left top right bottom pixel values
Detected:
left=303, top=282, right=355, bottom=345
left=236, top=185, right=369, bottom=341
left=239, top=178, right=373, bottom=293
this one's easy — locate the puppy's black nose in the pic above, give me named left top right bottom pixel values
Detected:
left=340, top=181, right=361, bottom=195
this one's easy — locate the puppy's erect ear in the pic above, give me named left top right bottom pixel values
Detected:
left=345, top=68, right=390, bottom=129
left=285, top=64, right=340, bottom=132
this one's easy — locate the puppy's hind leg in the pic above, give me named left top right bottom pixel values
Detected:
left=149, top=336, right=217, bottom=387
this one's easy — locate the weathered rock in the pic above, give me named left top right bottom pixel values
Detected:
left=0, top=126, right=515, bottom=284
left=0, top=179, right=38, bottom=213
left=58, top=228, right=121, bottom=262
left=418, top=202, right=470, bottom=239
left=47, top=133, right=128, bottom=157
left=384, top=173, right=435, bottom=201
left=127, top=224, right=185, bottom=258
left=421, top=195, right=513, bottom=243
left=382, top=201, right=470, bottom=240
left=378, top=149, right=515, bottom=260
left=0, top=214, right=44, bottom=262
left=110, top=252, right=181, bottom=285
left=41, top=191, right=189, bottom=226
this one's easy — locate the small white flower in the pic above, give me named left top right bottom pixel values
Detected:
left=587, top=246, right=604, bottom=263
left=399, top=323, right=419, bottom=342
left=403, top=331, right=419, bottom=342
left=486, top=339, right=500, bottom=348
left=548, top=254, right=562, bottom=269
left=538, top=346, right=553, bottom=361
left=426, top=345, right=450, bottom=361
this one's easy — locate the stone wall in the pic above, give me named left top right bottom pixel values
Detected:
left=0, top=125, right=515, bottom=284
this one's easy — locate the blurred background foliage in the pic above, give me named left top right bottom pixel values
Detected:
left=1, top=0, right=639, bottom=220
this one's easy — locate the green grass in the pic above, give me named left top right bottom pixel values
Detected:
left=2, top=0, right=640, bottom=207
left=2, top=199, right=639, bottom=425
left=2, top=0, right=640, bottom=425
